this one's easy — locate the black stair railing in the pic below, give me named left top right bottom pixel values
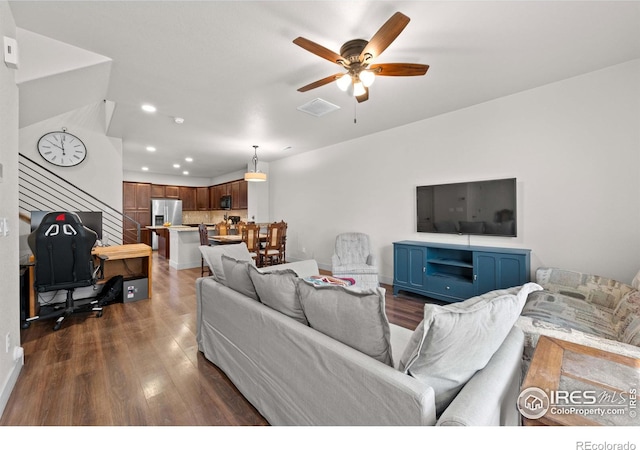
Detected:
left=18, top=153, right=140, bottom=245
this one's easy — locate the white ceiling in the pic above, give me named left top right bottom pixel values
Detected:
left=9, top=1, right=640, bottom=179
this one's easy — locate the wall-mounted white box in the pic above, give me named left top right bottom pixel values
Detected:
left=4, top=36, right=18, bottom=69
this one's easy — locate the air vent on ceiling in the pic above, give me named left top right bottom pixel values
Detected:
left=297, top=98, right=340, bottom=117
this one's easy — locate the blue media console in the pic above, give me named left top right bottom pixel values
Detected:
left=393, top=241, right=531, bottom=303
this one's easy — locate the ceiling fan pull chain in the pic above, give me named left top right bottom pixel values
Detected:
left=354, top=98, right=357, bottom=124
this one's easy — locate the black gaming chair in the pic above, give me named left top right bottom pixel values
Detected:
left=27, top=212, right=107, bottom=331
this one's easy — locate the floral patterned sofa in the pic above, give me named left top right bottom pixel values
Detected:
left=516, top=267, right=640, bottom=367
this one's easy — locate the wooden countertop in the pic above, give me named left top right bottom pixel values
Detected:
left=92, top=243, right=152, bottom=260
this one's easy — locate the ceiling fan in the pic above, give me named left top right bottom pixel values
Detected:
left=293, top=12, right=429, bottom=103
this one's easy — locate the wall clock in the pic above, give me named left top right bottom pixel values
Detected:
left=37, top=128, right=87, bottom=167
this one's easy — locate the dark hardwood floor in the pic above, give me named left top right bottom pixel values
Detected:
left=1, top=253, right=428, bottom=426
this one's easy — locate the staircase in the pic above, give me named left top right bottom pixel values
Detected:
left=18, top=153, right=141, bottom=245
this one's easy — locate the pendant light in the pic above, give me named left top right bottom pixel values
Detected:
left=244, top=145, right=267, bottom=182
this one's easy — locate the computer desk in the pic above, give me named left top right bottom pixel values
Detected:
left=27, top=243, right=153, bottom=318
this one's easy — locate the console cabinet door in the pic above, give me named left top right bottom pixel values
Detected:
left=393, top=244, right=426, bottom=295
left=474, top=252, right=528, bottom=294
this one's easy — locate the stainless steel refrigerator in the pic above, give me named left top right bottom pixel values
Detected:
left=150, top=198, right=183, bottom=250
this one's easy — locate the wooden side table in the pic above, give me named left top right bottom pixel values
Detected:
left=520, top=336, right=639, bottom=426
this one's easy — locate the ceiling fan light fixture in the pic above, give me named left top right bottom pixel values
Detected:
left=360, top=70, right=375, bottom=87
left=244, top=145, right=267, bottom=182
left=353, top=81, right=366, bottom=97
left=336, top=74, right=351, bottom=91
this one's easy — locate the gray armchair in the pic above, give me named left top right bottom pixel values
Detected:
left=331, top=232, right=379, bottom=290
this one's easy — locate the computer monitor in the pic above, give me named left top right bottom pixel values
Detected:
left=30, top=211, right=103, bottom=240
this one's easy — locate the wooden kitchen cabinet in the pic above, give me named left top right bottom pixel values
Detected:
left=209, top=186, right=218, bottom=210
left=123, top=182, right=151, bottom=211
left=213, top=184, right=225, bottom=209
left=237, top=180, right=248, bottom=209
left=179, top=186, right=197, bottom=210
left=151, top=184, right=165, bottom=198
left=230, top=181, right=240, bottom=208
left=123, top=182, right=151, bottom=244
left=165, top=185, right=180, bottom=198
left=196, top=187, right=209, bottom=211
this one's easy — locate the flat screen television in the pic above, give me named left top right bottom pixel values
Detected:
left=416, top=178, right=517, bottom=237
left=30, top=210, right=103, bottom=240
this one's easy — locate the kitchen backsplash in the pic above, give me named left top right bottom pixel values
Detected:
left=182, top=209, right=248, bottom=225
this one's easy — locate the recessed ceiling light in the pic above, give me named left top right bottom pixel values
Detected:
left=174, top=117, right=185, bottom=124
left=142, top=166, right=149, bottom=171
left=173, top=164, right=180, bottom=168
left=182, top=171, right=189, bottom=175
left=185, top=157, right=193, bottom=162
left=146, top=146, right=156, bottom=152
left=141, top=104, right=157, bottom=113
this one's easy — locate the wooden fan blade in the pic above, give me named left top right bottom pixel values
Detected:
left=360, top=12, right=410, bottom=63
left=293, top=37, right=346, bottom=66
left=297, top=73, right=344, bottom=92
left=370, top=63, right=429, bottom=76
left=356, top=87, right=369, bottom=103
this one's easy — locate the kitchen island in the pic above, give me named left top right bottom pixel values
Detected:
left=168, top=225, right=216, bottom=270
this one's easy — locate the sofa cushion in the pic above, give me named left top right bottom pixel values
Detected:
left=248, top=265, right=308, bottom=325
left=535, top=267, right=634, bottom=310
left=199, top=243, right=253, bottom=285
left=521, top=291, right=619, bottom=341
left=332, top=263, right=378, bottom=275
left=221, top=254, right=258, bottom=301
left=296, top=280, right=393, bottom=366
left=399, top=283, right=541, bottom=416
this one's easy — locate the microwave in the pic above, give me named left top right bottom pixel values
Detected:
left=220, top=195, right=232, bottom=209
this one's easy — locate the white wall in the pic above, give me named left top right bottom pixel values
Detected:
left=269, top=60, right=640, bottom=285
left=0, top=0, right=23, bottom=418
left=19, top=101, right=123, bottom=209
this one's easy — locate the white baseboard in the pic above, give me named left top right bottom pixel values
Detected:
left=0, top=348, right=24, bottom=419
left=169, top=259, right=200, bottom=270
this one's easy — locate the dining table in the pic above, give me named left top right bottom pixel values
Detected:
left=209, top=234, right=267, bottom=245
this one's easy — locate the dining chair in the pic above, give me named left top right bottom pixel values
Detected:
left=259, top=222, right=283, bottom=266
left=198, top=223, right=212, bottom=276
left=276, top=220, right=288, bottom=264
left=216, top=221, right=230, bottom=236
left=242, top=222, right=261, bottom=267
left=236, top=220, right=247, bottom=237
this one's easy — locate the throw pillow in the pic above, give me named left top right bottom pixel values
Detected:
left=248, top=265, right=308, bottom=325
left=221, top=254, right=258, bottom=301
left=296, top=280, right=393, bottom=366
left=199, top=243, right=252, bottom=285
left=398, top=282, right=542, bottom=416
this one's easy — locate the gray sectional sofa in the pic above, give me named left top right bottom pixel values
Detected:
left=196, top=243, right=537, bottom=426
